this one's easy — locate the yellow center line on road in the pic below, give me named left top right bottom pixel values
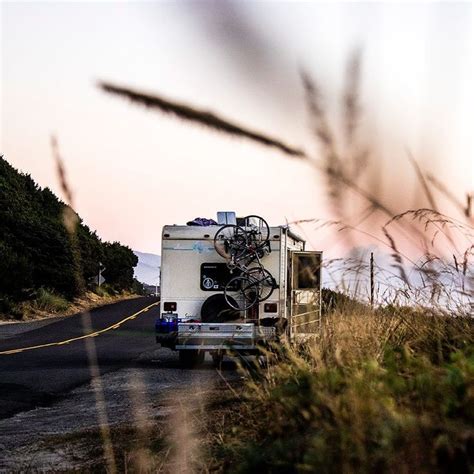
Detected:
left=0, top=301, right=160, bottom=356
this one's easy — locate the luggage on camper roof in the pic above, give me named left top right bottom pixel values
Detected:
left=186, top=217, right=218, bottom=226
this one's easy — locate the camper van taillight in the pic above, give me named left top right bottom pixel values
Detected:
left=264, top=303, right=278, bottom=313
left=164, top=302, right=177, bottom=312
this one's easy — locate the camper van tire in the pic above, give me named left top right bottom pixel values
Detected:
left=201, top=294, right=240, bottom=323
left=211, top=351, right=224, bottom=368
left=179, top=349, right=205, bottom=368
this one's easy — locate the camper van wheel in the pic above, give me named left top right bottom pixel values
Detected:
left=179, top=349, right=205, bottom=368
left=201, top=294, right=239, bottom=323
left=211, top=352, right=224, bottom=368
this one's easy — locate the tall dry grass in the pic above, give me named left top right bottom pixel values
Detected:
left=201, top=306, right=473, bottom=473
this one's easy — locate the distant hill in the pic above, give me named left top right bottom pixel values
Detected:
left=134, top=251, right=161, bottom=285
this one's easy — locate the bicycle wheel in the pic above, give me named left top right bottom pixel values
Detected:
left=246, top=267, right=276, bottom=301
left=224, top=276, right=259, bottom=311
left=214, top=225, right=248, bottom=260
left=242, top=215, right=270, bottom=247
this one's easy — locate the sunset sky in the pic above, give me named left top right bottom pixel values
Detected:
left=1, top=1, right=472, bottom=256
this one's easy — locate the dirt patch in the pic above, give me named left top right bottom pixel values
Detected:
left=0, top=352, right=241, bottom=472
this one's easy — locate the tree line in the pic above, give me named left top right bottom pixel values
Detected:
left=0, top=156, right=140, bottom=311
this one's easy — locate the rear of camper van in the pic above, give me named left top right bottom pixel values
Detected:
left=155, top=213, right=322, bottom=366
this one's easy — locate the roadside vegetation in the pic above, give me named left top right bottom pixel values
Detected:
left=202, top=305, right=473, bottom=473
left=0, top=156, right=143, bottom=319
left=8, top=286, right=141, bottom=321
left=31, top=288, right=70, bottom=313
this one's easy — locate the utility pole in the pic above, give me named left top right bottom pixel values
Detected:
left=370, top=252, right=374, bottom=308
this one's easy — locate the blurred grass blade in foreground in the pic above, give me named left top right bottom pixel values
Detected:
left=98, top=81, right=306, bottom=158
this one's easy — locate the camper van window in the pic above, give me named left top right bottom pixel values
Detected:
left=296, top=255, right=320, bottom=289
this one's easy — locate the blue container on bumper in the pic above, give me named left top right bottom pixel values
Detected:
left=156, top=317, right=178, bottom=333
left=155, top=314, right=179, bottom=348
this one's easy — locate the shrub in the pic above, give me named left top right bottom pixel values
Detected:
left=33, top=288, right=69, bottom=313
left=93, top=284, right=117, bottom=297
left=0, top=295, right=23, bottom=320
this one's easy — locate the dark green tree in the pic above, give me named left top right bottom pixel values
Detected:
left=102, top=242, right=138, bottom=291
left=0, top=156, right=139, bottom=308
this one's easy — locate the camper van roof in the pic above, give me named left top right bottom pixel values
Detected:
left=162, top=224, right=305, bottom=244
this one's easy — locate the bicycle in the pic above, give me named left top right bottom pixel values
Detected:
left=213, top=224, right=248, bottom=261
left=214, top=215, right=276, bottom=311
left=240, top=215, right=270, bottom=248
left=214, top=215, right=271, bottom=268
left=224, top=263, right=277, bottom=311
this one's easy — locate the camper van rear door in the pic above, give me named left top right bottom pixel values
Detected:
left=290, top=251, right=322, bottom=336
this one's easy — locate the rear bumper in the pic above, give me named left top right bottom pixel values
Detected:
left=156, top=322, right=276, bottom=351
left=177, top=322, right=275, bottom=350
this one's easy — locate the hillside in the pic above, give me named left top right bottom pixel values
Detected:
left=134, top=251, right=161, bottom=285
left=0, top=156, right=139, bottom=315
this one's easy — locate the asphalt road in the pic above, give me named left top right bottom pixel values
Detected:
left=0, top=297, right=161, bottom=419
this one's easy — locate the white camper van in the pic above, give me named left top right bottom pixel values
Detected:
left=155, top=212, right=322, bottom=366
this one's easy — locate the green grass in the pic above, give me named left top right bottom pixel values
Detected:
left=33, top=288, right=69, bottom=313
left=204, top=309, right=474, bottom=473
left=93, top=284, right=117, bottom=298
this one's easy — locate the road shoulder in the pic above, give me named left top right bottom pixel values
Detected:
left=0, top=293, right=144, bottom=339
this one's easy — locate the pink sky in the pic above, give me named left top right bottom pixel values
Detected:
left=1, top=2, right=472, bottom=256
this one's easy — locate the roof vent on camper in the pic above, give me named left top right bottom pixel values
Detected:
left=216, top=211, right=236, bottom=225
